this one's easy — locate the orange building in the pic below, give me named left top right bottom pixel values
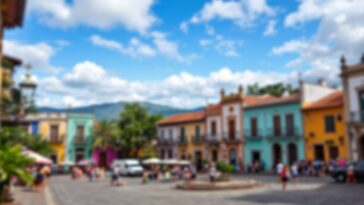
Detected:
left=303, top=91, right=348, bottom=162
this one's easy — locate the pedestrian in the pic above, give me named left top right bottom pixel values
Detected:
left=209, top=163, right=217, bottom=183
left=86, top=165, right=93, bottom=182
left=291, top=162, right=299, bottom=185
left=280, top=165, right=290, bottom=191
left=347, top=163, right=355, bottom=183
left=183, top=166, right=192, bottom=184
left=110, top=165, right=119, bottom=187
left=276, top=161, right=283, bottom=174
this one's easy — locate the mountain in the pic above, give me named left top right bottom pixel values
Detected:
left=38, top=101, right=204, bottom=120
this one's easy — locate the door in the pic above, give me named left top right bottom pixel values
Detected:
left=99, top=151, right=107, bottom=168
left=229, top=148, right=236, bottom=165
left=212, top=150, right=218, bottom=162
left=314, top=145, right=325, bottom=161
left=228, top=119, right=235, bottom=139
left=287, top=143, right=298, bottom=164
left=285, top=114, right=294, bottom=136
left=195, top=151, right=203, bottom=171
left=360, top=136, right=364, bottom=160
left=252, top=151, right=261, bottom=163
left=75, top=148, right=85, bottom=163
left=273, top=115, right=281, bottom=136
left=50, top=153, right=57, bottom=164
left=329, top=146, right=339, bottom=160
left=272, top=144, right=282, bottom=167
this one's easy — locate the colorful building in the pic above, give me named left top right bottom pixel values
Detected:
left=66, top=113, right=94, bottom=163
left=26, top=113, right=68, bottom=164
left=303, top=91, right=347, bottom=162
left=341, top=55, right=364, bottom=161
left=244, top=94, right=304, bottom=170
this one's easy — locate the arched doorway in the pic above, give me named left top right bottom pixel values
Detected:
left=272, top=143, right=282, bottom=168
left=99, top=151, right=107, bottom=168
left=287, top=143, right=298, bottom=165
left=229, top=148, right=236, bottom=165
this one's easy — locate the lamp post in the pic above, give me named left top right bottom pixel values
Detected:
left=19, top=64, right=36, bottom=117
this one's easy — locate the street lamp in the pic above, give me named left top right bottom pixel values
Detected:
left=19, top=64, right=36, bottom=116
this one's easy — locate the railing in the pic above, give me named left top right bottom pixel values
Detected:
left=192, top=135, right=205, bottom=143
left=74, top=136, right=88, bottom=144
left=266, top=127, right=301, bottom=138
left=157, top=138, right=177, bottom=146
left=205, top=134, right=220, bottom=143
left=244, top=129, right=263, bottom=140
left=49, top=134, right=64, bottom=144
left=350, top=111, right=364, bottom=123
left=178, top=136, right=188, bottom=145
left=222, top=131, right=241, bottom=142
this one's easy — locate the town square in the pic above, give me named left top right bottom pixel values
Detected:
left=1, top=0, right=364, bottom=205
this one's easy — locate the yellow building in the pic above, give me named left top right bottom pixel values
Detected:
left=303, top=91, right=348, bottom=162
left=32, top=113, right=68, bottom=164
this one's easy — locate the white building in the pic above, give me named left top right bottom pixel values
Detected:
left=341, top=55, right=364, bottom=161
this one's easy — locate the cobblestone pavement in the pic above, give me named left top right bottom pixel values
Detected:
left=13, top=187, right=47, bottom=205
left=48, top=174, right=364, bottom=205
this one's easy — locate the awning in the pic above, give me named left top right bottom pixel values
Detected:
left=23, top=150, right=52, bottom=165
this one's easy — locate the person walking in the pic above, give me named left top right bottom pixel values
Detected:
left=280, top=165, right=290, bottom=191
left=209, top=163, right=217, bottom=183
left=347, top=163, right=355, bottom=183
left=110, top=165, right=120, bottom=187
left=276, top=161, right=283, bottom=174
left=291, top=162, right=299, bottom=185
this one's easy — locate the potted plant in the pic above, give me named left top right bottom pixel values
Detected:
left=216, top=161, right=234, bottom=181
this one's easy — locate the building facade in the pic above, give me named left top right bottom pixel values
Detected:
left=341, top=55, right=364, bottom=161
left=66, top=113, right=94, bottom=163
left=303, top=91, right=347, bottom=162
left=244, top=94, right=304, bottom=170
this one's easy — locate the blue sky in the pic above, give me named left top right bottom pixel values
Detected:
left=4, top=0, right=364, bottom=108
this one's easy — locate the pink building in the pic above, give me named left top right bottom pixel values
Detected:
left=92, top=148, right=117, bottom=168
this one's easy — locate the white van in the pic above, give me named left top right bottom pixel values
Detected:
left=111, top=159, right=144, bottom=176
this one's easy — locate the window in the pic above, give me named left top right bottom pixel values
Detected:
left=211, top=121, right=217, bottom=135
left=195, top=125, right=200, bottom=138
left=285, top=114, right=294, bottom=136
left=169, top=129, right=173, bottom=138
left=180, top=127, right=186, bottom=142
left=251, top=118, right=258, bottom=137
left=77, top=125, right=85, bottom=138
left=273, top=115, right=281, bottom=136
left=50, top=125, right=59, bottom=141
left=329, top=146, right=339, bottom=160
left=228, top=119, right=235, bottom=139
left=324, top=116, right=336, bottom=133
left=314, top=145, right=325, bottom=161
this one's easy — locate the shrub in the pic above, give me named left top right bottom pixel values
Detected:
left=216, top=161, right=234, bottom=173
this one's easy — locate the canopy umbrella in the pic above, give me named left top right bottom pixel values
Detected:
left=142, top=158, right=161, bottom=165
left=178, top=160, right=190, bottom=165
left=23, top=150, right=52, bottom=165
left=60, top=160, right=75, bottom=166
left=162, top=159, right=180, bottom=165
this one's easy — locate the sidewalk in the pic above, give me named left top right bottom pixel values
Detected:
left=12, top=185, right=55, bottom=205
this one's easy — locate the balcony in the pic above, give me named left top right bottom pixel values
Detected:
left=178, top=136, right=188, bottom=145
left=244, top=129, right=263, bottom=141
left=74, top=136, right=88, bottom=145
left=266, top=127, right=302, bottom=139
left=157, top=138, right=176, bottom=146
left=350, top=111, right=364, bottom=124
left=205, top=134, right=220, bottom=144
left=222, top=132, right=242, bottom=143
left=192, top=135, right=205, bottom=144
left=49, top=134, right=64, bottom=144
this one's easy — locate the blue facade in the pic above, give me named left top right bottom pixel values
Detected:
left=30, top=121, right=39, bottom=135
left=243, top=101, right=305, bottom=171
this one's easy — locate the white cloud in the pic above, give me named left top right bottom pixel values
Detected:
left=181, top=0, right=274, bottom=32
left=90, top=35, right=156, bottom=58
left=28, top=0, right=158, bottom=33
left=263, top=20, right=277, bottom=36
left=91, top=33, right=195, bottom=63
left=3, top=40, right=61, bottom=72
left=35, top=61, right=301, bottom=108
left=200, top=34, right=243, bottom=57
left=270, top=0, right=364, bottom=84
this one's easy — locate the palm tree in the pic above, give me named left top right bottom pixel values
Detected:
left=93, top=121, right=119, bottom=149
left=0, top=145, right=34, bottom=203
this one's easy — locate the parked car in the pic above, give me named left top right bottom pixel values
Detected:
left=331, top=160, right=364, bottom=183
left=111, top=159, right=144, bottom=176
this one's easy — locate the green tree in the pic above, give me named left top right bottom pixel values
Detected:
left=0, top=127, right=52, bottom=156
left=93, top=120, right=119, bottom=149
left=247, top=83, right=299, bottom=97
left=118, top=103, right=162, bottom=158
left=0, top=145, right=34, bottom=202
